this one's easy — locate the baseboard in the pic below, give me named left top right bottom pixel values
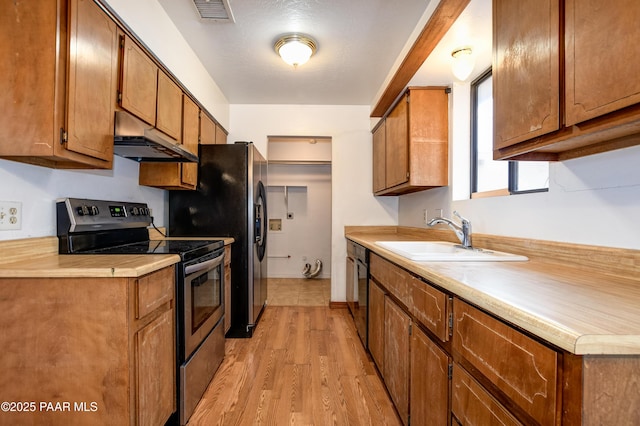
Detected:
left=329, top=301, right=348, bottom=309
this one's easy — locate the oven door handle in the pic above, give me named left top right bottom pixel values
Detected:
left=184, top=253, right=224, bottom=276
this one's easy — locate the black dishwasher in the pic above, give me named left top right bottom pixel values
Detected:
left=347, top=241, right=368, bottom=346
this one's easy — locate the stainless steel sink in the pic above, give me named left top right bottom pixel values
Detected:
left=374, top=241, right=528, bottom=262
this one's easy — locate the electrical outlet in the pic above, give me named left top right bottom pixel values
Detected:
left=0, top=201, right=22, bottom=230
left=423, top=209, right=429, bottom=224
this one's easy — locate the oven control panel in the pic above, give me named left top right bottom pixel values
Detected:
left=57, top=198, right=152, bottom=233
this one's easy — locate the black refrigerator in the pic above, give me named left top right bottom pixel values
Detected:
left=169, top=142, right=268, bottom=338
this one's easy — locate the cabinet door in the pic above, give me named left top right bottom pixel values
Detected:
left=452, top=364, right=522, bottom=426
left=453, top=299, right=558, bottom=425
left=385, top=95, right=409, bottom=188
left=120, top=35, right=158, bottom=125
left=411, top=277, right=450, bottom=342
left=181, top=95, right=199, bottom=188
left=372, top=121, right=386, bottom=192
left=368, top=279, right=385, bottom=373
left=136, top=309, right=175, bottom=426
left=565, top=0, right=640, bottom=126
left=384, top=296, right=410, bottom=425
left=493, top=0, right=560, bottom=149
left=66, top=0, right=118, bottom=162
left=156, top=71, right=182, bottom=141
left=411, top=326, right=450, bottom=426
left=215, top=123, right=227, bottom=144
left=200, top=114, right=216, bottom=145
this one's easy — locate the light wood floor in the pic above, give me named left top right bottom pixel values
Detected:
left=267, top=278, right=331, bottom=306
left=187, top=306, right=401, bottom=425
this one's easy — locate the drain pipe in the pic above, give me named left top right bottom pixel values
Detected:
left=302, top=259, right=322, bottom=279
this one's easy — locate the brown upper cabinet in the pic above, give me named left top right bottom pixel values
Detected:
left=0, top=0, right=118, bottom=169
left=139, top=95, right=199, bottom=190
left=119, top=34, right=182, bottom=144
left=493, top=0, right=640, bottom=161
left=156, top=71, right=183, bottom=142
left=120, top=35, right=158, bottom=126
left=372, top=87, right=449, bottom=196
left=200, top=114, right=228, bottom=145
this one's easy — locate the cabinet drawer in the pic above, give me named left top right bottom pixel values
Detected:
left=411, top=278, right=449, bottom=342
left=452, top=364, right=522, bottom=426
left=370, top=253, right=411, bottom=308
left=453, top=299, right=558, bottom=425
left=136, top=266, right=175, bottom=319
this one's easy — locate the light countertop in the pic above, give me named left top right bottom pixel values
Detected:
left=0, top=235, right=234, bottom=278
left=346, top=228, right=640, bottom=355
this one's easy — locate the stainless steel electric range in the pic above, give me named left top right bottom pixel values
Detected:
left=57, top=197, right=225, bottom=425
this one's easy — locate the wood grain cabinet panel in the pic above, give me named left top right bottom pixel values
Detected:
left=156, top=71, right=183, bottom=141
left=564, top=0, right=640, bottom=126
left=139, top=94, right=199, bottom=189
left=452, top=364, right=522, bottom=426
left=136, top=308, right=175, bottom=426
left=453, top=298, right=558, bottom=425
left=368, top=279, right=386, bottom=373
left=493, top=0, right=640, bottom=160
left=200, top=114, right=216, bottom=145
left=136, top=265, right=175, bottom=319
left=385, top=95, right=409, bottom=188
left=384, top=296, right=411, bottom=425
left=370, top=253, right=412, bottom=309
left=411, top=325, right=451, bottom=426
left=372, top=87, right=449, bottom=196
left=180, top=95, right=200, bottom=188
left=0, top=0, right=117, bottom=169
left=372, top=120, right=386, bottom=192
left=0, top=265, right=176, bottom=425
left=411, top=277, right=450, bottom=342
left=120, top=35, right=158, bottom=125
left=215, top=122, right=228, bottom=145
left=493, top=0, right=560, bottom=150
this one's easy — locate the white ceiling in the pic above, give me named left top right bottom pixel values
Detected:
left=157, top=0, right=491, bottom=106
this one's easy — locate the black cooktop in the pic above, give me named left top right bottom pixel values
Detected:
left=81, top=239, right=224, bottom=262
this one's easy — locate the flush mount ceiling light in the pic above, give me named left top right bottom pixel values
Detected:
left=451, top=47, right=475, bottom=81
left=274, top=34, right=317, bottom=68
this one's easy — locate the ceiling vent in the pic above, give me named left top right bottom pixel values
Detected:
left=192, top=0, right=235, bottom=22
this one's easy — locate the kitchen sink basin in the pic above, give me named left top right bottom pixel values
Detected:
left=374, top=241, right=528, bottom=262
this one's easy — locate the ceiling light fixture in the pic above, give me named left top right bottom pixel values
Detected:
left=451, top=47, right=475, bottom=81
left=274, top=34, right=317, bottom=68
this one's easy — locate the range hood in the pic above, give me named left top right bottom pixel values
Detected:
left=113, top=110, right=198, bottom=163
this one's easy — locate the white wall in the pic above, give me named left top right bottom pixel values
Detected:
left=229, top=104, right=398, bottom=302
left=0, top=157, right=165, bottom=240
left=267, top=164, right=332, bottom=279
left=0, top=0, right=230, bottom=242
left=399, top=84, right=640, bottom=250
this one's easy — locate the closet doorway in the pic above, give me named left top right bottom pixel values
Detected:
left=266, top=136, right=332, bottom=306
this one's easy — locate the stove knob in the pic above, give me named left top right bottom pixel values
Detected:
left=131, top=207, right=139, bottom=216
left=90, top=205, right=99, bottom=216
left=77, top=205, right=90, bottom=216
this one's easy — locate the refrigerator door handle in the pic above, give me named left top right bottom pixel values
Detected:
left=255, top=203, right=263, bottom=245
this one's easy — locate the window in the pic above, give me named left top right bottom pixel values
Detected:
left=471, top=69, right=549, bottom=196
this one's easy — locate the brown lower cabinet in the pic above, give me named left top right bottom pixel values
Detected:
left=411, top=324, right=451, bottom=425
left=365, top=248, right=640, bottom=425
left=369, top=252, right=450, bottom=426
left=384, top=297, right=411, bottom=424
left=0, top=266, right=176, bottom=425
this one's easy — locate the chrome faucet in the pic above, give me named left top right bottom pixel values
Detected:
left=427, top=211, right=473, bottom=249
